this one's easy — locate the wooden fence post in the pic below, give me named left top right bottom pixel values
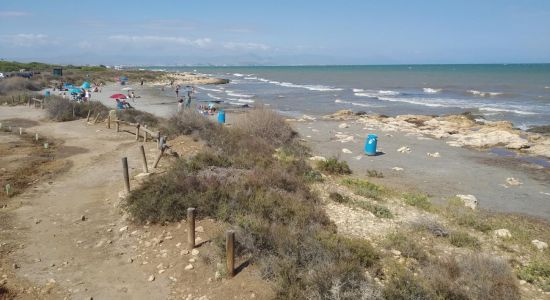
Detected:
left=19, top=128, right=23, bottom=135
left=116, top=121, right=120, bottom=132
left=139, top=145, right=148, bottom=173
left=93, top=113, right=101, bottom=124
left=122, top=157, right=130, bottom=192
left=152, top=145, right=166, bottom=168
left=86, top=110, right=91, bottom=122
left=135, top=124, right=140, bottom=141
left=107, top=114, right=111, bottom=129
left=187, top=208, right=196, bottom=249
left=226, top=230, right=235, bottom=278
left=143, top=125, right=148, bottom=142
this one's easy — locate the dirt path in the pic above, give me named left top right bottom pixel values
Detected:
left=1, top=107, right=169, bottom=299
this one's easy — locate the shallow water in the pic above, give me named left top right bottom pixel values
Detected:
left=145, top=64, right=550, bottom=128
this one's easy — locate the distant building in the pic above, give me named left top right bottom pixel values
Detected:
left=53, top=68, right=63, bottom=76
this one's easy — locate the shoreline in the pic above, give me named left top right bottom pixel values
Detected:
left=61, top=81, right=550, bottom=219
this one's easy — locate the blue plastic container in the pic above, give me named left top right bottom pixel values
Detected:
left=217, top=110, right=226, bottom=124
left=44, top=90, right=50, bottom=97
left=365, top=134, right=378, bottom=156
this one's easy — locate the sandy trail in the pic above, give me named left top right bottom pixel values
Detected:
left=1, top=106, right=168, bottom=299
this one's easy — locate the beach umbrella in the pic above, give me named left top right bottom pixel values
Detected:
left=81, top=81, right=91, bottom=89
left=69, top=88, right=82, bottom=94
left=122, top=87, right=134, bottom=91
left=110, top=93, right=127, bottom=99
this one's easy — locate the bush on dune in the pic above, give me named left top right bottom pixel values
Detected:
left=45, top=96, right=109, bottom=122
left=116, top=109, right=159, bottom=127
left=0, top=77, right=44, bottom=95
left=125, top=108, right=383, bottom=299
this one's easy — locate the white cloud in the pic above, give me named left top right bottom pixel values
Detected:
left=0, top=34, right=51, bottom=47
left=108, top=35, right=212, bottom=48
left=223, top=42, right=270, bottom=51
left=0, top=11, right=31, bottom=17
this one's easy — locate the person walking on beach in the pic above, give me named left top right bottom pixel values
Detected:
left=140, top=78, right=144, bottom=86
left=175, top=86, right=180, bottom=98
left=130, top=91, right=136, bottom=102
left=185, top=94, right=191, bottom=108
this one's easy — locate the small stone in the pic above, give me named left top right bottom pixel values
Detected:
left=81, top=215, right=86, bottom=221
left=127, top=258, right=134, bottom=263
left=169, top=276, right=177, bottom=282
left=119, top=226, right=128, bottom=232
left=148, top=275, right=155, bottom=282
left=13, top=263, right=19, bottom=269
left=107, top=228, right=113, bottom=233
left=494, top=229, right=512, bottom=238
left=176, top=242, right=182, bottom=248
left=456, top=194, right=478, bottom=210
left=191, top=249, right=200, bottom=256
left=156, top=263, right=164, bottom=269
left=532, top=240, right=548, bottom=251
left=195, top=226, right=204, bottom=233
left=390, top=249, right=401, bottom=256
left=519, top=280, right=526, bottom=285
left=506, top=177, right=523, bottom=186
left=184, top=264, right=194, bottom=270
left=158, top=269, right=165, bottom=274
left=34, top=219, right=42, bottom=224
left=250, top=293, right=256, bottom=299
left=180, top=250, right=189, bottom=255
left=189, top=258, right=196, bottom=263
left=214, top=271, right=222, bottom=280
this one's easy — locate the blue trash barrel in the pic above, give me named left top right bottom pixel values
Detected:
left=365, top=134, right=378, bottom=156
left=217, top=110, right=226, bottom=124
left=44, top=90, right=50, bottom=97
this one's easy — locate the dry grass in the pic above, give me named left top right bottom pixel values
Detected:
left=233, top=107, right=295, bottom=147
left=45, top=97, right=109, bottom=122
left=0, top=77, right=43, bottom=95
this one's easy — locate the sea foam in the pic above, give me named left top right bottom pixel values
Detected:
left=423, top=88, right=441, bottom=94
left=468, top=90, right=503, bottom=97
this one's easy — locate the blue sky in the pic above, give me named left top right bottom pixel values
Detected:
left=1, top=0, right=550, bottom=65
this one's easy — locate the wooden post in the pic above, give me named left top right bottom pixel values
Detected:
left=226, top=230, right=235, bottom=278
left=107, top=114, right=111, bottom=129
left=153, top=146, right=166, bottom=168
left=156, top=132, right=161, bottom=148
left=116, top=121, right=120, bottom=132
left=139, top=145, right=148, bottom=173
left=5, top=184, right=11, bottom=197
left=35, top=133, right=39, bottom=141
left=93, top=113, right=101, bottom=124
left=122, top=157, right=130, bottom=192
left=143, top=125, right=148, bottom=142
left=187, top=208, right=196, bottom=249
left=135, top=124, right=140, bottom=141
left=41, top=99, right=44, bottom=109
left=86, top=110, right=91, bottom=122
left=19, top=128, right=23, bottom=135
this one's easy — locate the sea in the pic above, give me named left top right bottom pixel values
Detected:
left=145, top=64, right=550, bottom=129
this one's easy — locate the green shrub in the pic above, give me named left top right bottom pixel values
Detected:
left=354, top=201, right=393, bottom=219
left=366, top=169, right=384, bottom=178
left=341, top=178, right=383, bottom=200
left=317, top=157, right=352, bottom=175
left=426, top=255, right=520, bottom=300
left=384, top=232, right=427, bottom=261
left=403, top=192, right=432, bottom=211
left=383, top=265, right=436, bottom=300
left=329, top=192, right=349, bottom=203
left=448, top=231, right=480, bottom=248
left=518, top=258, right=550, bottom=291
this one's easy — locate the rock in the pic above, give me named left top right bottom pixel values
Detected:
left=195, top=226, right=204, bottom=233
left=531, top=240, right=548, bottom=251
left=338, top=123, right=349, bottom=129
left=342, top=148, right=352, bottom=154
left=119, top=226, right=128, bottom=232
left=13, top=263, right=19, bottom=269
left=158, top=269, right=166, bottom=274
left=176, top=242, right=182, bottom=247
left=148, top=275, right=155, bottom=282
left=189, top=258, right=197, bottom=263
left=81, top=215, right=86, bottom=221
left=427, top=152, right=441, bottom=158
left=391, top=167, right=404, bottom=171
left=506, top=177, right=523, bottom=186
left=397, top=146, right=411, bottom=153
left=215, top=271, right=222, bottom=280
left=309, top=156, right=327, bottom=162
left=324, top=110, right=355, bottom=120
left=127, top=258, right=134, bottom=263
left=494, top=229, right=512, bottom=239
left=390, top=249, right=401, bottom=256
left=191, top=249, right=200, bottom=256
left=184, top=264, right=194, bottom=270
left=456, top=194, right=478, bottom=210
left=180, top=250, right=189, bottom=255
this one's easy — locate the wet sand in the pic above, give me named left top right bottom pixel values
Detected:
left=293, top=120, right=550, bottom=220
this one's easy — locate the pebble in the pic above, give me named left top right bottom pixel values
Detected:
left=176, top=242, right=182, bottom=248
left=81, top=215, right=86, bottom=221
left=189, top=258, right=196, bottom=263
left=195, top=226, right=204, bottom=233
left=148, top=275, right=155, bottom=282
left=494, top=228, right=512, bottom=238
left=158, top=269, right=165, bottom=274
left=119, top=226, right=128, bottom=232
left=531, top=239, right=548, bottom=251
left=191, top=249, right=200, bottom=256
left=397, top=146, right=411, bottom=153
left=184, top=264, right=194, bottom=270
left=427, top=152, right=441, bottom=158
left=341, top=148, right=352, bottom=154
left=180, top=250, right=189, bottom=255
